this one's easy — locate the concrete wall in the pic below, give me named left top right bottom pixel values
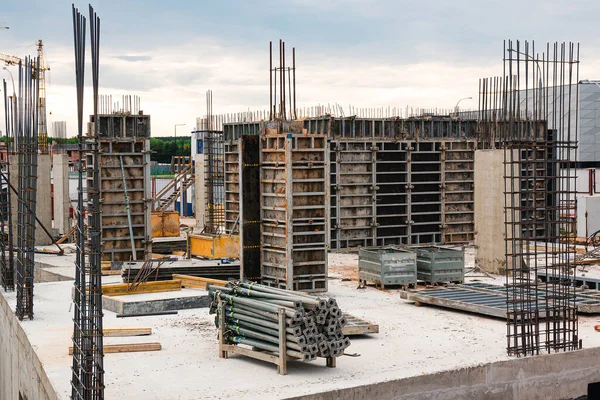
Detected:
left=52, top=154, right=71, bottom=236
left=0, top=292, right=58, bottom=400
left=287, top=346, right=600, bottom=400
left=474, top=150, right=506, bottom=274
left=9, top=154, right=53, bottom=246
left=474, top=150, right=520, bottom=274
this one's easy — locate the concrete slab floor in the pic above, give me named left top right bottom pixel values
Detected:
left=3, top=248, right=600, bottom=399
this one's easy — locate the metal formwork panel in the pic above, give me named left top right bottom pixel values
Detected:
left=330, top=141, right=376, bottom=249
left=94, top=139, right=152, bottom=261
left=260, top=132, right=329, bottom=292
left=442, top=140, right=475, bottom=243
left=224, top=140, right=240, bottom=234
left=409, top=141, right=442, bottom=244
left=92, top=114, right=150, bottom=139
left=375, top=141, right=409, bottom=246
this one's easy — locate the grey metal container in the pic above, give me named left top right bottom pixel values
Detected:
left=413, top=246, right=464, bottom=284
left=358, top=247, right=417, bottom=289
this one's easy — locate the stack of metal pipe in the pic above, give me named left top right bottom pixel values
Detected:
left=208, top=281, right=351, bottom=361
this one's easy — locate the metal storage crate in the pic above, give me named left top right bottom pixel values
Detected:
left=358, top=247, right=417, bottom=289
left=413, top=246, right=464, bottom=284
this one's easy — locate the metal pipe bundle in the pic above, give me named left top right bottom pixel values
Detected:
left=209, top=281, right=351, bottom=361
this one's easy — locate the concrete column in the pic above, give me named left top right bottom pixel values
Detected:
left=474, top=149, right=519, bottom=274
left=9, top=154, right=53, bottom=247
left=52, top=154, right=71, bottom=236
left=194, top=153, right=206, bottom=232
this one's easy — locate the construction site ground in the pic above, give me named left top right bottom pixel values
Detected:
left=7, top=247, right=600, bottom=399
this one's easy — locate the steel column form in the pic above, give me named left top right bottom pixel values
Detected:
left=96, top=139, right=151, bottom=262
left=260, top=123, right=329, bottom=292
left=441, top=140, right=476, bottom=243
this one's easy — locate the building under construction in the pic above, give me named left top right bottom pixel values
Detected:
left=2, top=13, right=600, bottom=399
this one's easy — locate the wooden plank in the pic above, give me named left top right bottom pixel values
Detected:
left=69, top=342, right=161, bottom=355
left=103, top=328, right=152, bottom=337
left=102, top=270, right=122, bottom=276
left=341, top=313, right=379, bottom=336
left=102, top=280, right=182, bottom=297
left=172, top=274, right=227, bottom=289
left=56, top=225, right=77, bottom=244
left=222, top=344, right=279, bottom=364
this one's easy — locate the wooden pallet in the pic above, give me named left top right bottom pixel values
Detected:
left=341, top=314, right=379, bottom=336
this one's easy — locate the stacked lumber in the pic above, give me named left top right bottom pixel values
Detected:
left=121, top=259, right=240, bottom=283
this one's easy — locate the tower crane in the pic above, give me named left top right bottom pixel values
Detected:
left=0, top=40, right=50, bottom=152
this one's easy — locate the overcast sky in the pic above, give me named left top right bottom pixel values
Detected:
left=1, top=0, right=599, bottom=137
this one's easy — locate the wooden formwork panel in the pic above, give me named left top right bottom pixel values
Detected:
left=442, top=140, right=475, bottom=243
left=330, top=141, right=376, bottom=249
left=260, top=133, right=329, bottom=292
left=93, top=139, right=151, bottom=261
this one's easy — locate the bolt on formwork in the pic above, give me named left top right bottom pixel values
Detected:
left=480, top=40, right=580, bottom=357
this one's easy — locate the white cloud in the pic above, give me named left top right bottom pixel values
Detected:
left=4, top=36, right=600, bottom=138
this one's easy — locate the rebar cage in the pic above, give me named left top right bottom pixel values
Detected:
left=481, top=40, right=580, bottom=356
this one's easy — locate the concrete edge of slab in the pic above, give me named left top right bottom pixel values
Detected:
left=285, top=346, right=600, bottom=400
left=102, top=294, right=211, bottom=314
left=0, top=290, right=59, bottom=400
left=34, top=263, right=73, bottom=283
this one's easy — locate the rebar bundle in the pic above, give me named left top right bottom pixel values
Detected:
left=208, top=281, right=351, bottom=360
left=480, top=40, right=580, bottom=357
left=70, top=5, right=104, bottom=399
left=13, top=56, right=40, bottom=320
left=1, top=79, right=15, bottom=291
left=269, top=40, right=297, bottom=121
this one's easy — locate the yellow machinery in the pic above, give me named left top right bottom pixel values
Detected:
left=188, top=233, right=239, bottom=260
left=1, top=40, right=49, bottom=152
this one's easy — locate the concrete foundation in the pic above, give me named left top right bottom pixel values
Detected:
left=0, top=289, right=58, bottom=400
left=286, top=346, right=600, bottom=400
left=52, top=154, right=71, bottom=236
left=9, top=154, right=53, bottom=246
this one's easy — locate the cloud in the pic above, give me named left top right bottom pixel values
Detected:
left=113, top=55, right=152, bottom=62
left=2, top=0, right=600, bottom=138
